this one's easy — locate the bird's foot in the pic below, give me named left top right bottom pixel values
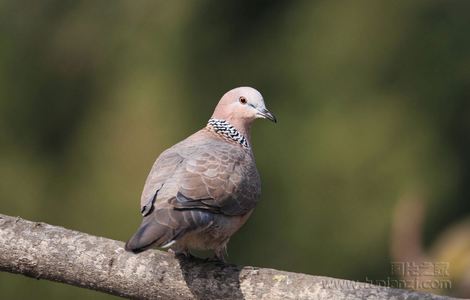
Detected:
left=202, top=256, right=226, bottom=264
left=168, top=248, right=194, bottom=260
left=210, top=248, right=227, bottom=264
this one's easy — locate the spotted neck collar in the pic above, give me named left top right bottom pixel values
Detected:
left=207, top=118, right=249, bottom=148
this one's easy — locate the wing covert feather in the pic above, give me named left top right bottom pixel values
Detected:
left=140, top=135, right=261, bottom=217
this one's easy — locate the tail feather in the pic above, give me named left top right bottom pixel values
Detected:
left=125, top=217, right=175, bottom=253
left=125, top=208, right=216, bottom=253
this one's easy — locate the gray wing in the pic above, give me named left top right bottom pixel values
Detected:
left=142, top=138, right=260, bottom=216
left=169, top=142, right=261, bottom=216
left=140, top=147, right=185, bottom=216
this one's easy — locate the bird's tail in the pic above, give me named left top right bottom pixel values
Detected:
left=125, top=207, right=214, bottom=253
left=125, top=216, right=175, bottom=253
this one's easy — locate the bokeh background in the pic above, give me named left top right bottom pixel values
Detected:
left=1, top=0, right=469, bottom=298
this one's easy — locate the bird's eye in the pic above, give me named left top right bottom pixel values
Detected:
left=239, top=96, right=247, bottom=104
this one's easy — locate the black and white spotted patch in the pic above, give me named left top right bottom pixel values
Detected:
left=207, top=118, right=249, bottom=148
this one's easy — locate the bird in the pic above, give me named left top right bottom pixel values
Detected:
left=125, top=86, right=276, bottom=261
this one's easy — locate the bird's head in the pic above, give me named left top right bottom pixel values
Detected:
left=211, top=87, right=277, bottom=128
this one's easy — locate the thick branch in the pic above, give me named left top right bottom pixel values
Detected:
left=0, top=213, right=453, bottom=299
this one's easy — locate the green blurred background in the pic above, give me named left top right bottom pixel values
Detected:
left=1, top=0, right=469, bottom=298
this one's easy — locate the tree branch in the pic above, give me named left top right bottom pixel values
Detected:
left=0, top=213, right=453, bottom=299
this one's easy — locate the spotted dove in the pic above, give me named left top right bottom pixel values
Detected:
left=125, top=87, right=276, bottom=261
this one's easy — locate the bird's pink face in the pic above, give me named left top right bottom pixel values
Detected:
left=212, top=87, right=277, bottom=125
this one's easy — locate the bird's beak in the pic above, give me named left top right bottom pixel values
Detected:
left=257, top=108, right=277, bottom=123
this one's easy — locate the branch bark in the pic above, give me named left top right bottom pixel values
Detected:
left=0, top=213, right=454, bottom=299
